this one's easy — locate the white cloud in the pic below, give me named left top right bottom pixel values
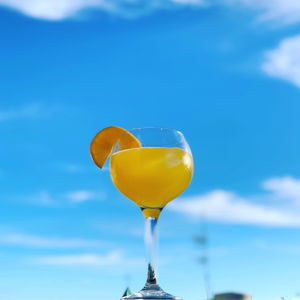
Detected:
left=59, top=163, right=85, bottom=173
left=0, top=0, right=205, bottom=21
left=58, top=162, right=110, bottom=174
left=254, top=239, right=300, bottom=255
left=31, top=251, right=145, bottom=268
left=168, top=176, right=300, bottom=227
left=262, top=35, right=300, bottom=88
left=0, top=233, right=108, bottom=248
left=169, top=190, right=300, bottom=227
left=225, top=0, right=300, bottom=26
left=65, top=190, right=105, bottom=203
left=66, top=190, right=95, bottom=203
left=95, top=221, right=144, bottom=238
left=0, top=103, right=41, bottom=122
left=22, top=190, right=54, bottom=206
left=32, top=251, right=122, bottom=266
left=0, top=0, right=110, bottom=20
left=1, top=0, right=300, bottom=26
left=263, top=176, right=300, bottom=201
left=19, top=189, right=105, bottom=206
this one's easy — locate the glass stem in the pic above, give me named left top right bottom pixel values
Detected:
left=144, top=216, right=158, bottom=286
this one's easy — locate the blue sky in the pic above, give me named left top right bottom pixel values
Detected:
left=1, top=1, right=300, bottom=300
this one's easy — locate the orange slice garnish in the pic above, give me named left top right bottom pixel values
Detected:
left=90, top=126, right=141, bottom=169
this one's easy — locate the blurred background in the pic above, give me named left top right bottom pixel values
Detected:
left=1, top=1, right=300, bottom=300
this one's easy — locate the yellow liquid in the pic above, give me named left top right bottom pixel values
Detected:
left=110, top=147, right=193, bottom=218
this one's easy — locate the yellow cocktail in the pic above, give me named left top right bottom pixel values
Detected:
left=110, top=147, right=193, bottom=218
left=90, top=126, right=193, bottom=300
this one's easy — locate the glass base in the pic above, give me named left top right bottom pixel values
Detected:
left=121, top=283, right=182, bottom=300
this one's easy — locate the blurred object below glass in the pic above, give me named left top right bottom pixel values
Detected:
left=122, top=287, right=132, bottom=297
left=214, top=292, right=251, bottom=300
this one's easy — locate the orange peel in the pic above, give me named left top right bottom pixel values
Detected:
left=90, top=126, right=141, bottom=169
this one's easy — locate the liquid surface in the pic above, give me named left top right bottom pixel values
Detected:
left=110, top=147, right=193, bottom=215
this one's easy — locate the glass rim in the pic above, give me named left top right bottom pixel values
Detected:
left=112, top=126, right=191, bottom=150
left=127, top=126, right=184, bottom=137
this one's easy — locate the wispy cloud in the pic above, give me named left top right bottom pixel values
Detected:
left=57, top=163, right=109, bottom=173
left=32, top=251, right=122, bottom=266
left=0, top=0, right=205, bottom=21
left=18, top=189, right=106, bottom=206
left=66, top=190, right=95, bottom=203
left=169, top=176, right=300, bottom=228
left=254, top=239, right=300, bottom=255
left=22, top=190, right=54, bottom=206
left=65, top=190, right=106, bottom=203
left=225, top=0, right=300, bottom=26
left=0, top=0, right=108, bottom=20
left=59, top=163, right=86, bottom=173
left=263, top=176, right=300, bottom=201
left=0, top=233, right=108, bottom=248
left=30, top=251, right=145, bottom=268
left=1, top=0, right=300, bottom=27
left=0, top=103, right=41, bottom=122
left=262, top=35, right=300, bottom=88
left=94, top=221, right=144, bottom=238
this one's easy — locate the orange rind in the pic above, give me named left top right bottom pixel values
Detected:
left=90, top=126, right=141, bottom=169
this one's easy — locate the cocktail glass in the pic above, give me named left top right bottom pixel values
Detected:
left=110, top=127, right=193, bottom=300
